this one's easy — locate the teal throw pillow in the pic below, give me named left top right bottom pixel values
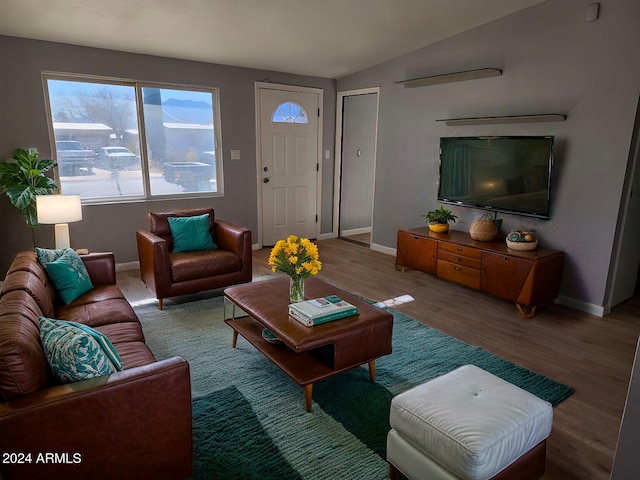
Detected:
left=44, top=249, right=94, bottom=304
left=35, top=247, right=73, bottom=268
left=39, top=317, right=123, bottom=383
left=168, top=213, right=218, bottom=253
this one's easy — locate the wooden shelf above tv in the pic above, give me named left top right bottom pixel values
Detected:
left=396, top=68, right=502, bottom=88
left=436, top=114, right=567, bottom=126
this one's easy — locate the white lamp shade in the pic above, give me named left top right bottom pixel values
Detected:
left=36, top=195, right=82, bottom=224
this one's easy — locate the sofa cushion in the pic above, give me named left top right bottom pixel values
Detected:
left=2, top=252, right=56, bottom=318
left=39, top=317, right=121, bottom=383
left=55, top=289, right=140, bottom=329
left=168, top=213, right=218, bottom=253
left=45, top=250, right=94, bottom=304
left=169, top=249, right=242, bottom=282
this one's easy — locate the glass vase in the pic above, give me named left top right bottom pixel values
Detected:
left=289, top=276, right=304, bottom=303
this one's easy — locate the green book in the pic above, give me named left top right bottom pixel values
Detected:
left=288, top=296, right=358, bottom=327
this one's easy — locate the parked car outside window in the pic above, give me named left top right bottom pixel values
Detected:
left=96, top=147, right=141, bottom=171
left=55, top=140, right=96, bottom=176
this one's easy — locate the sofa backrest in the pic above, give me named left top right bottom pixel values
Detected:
left=1, top=251, right=56, bottom=319
left=0, top=289, right=50, bottom=401
left=149, top=208, right=216, bottom=250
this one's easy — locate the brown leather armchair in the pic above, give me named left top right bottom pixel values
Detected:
left=136, top=208, right=252, bottom=309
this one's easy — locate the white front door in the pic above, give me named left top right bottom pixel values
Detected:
left=257, top=85, right=321, bottom=245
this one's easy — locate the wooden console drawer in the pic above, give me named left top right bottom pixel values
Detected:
left=438, top=250, right=482, bottom=270
left=438, top=242, right=481, bottom=259
left=437, top=260, right=481, bottom=290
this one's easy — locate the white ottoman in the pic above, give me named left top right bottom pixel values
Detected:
left=387, top=365, right=553, bottom=480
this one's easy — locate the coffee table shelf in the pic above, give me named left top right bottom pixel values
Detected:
left=225, top=316, right=335, bottom=386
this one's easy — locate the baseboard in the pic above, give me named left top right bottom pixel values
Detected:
left=340, top=227, right=371, bottom=236
left=371, top=242, right=396, bottom=256
left=318, top=232, right=336, bottom=240
left=252, top=243, right=262, bottom=251
left=556, top=295, right=606, bottom=317
left=116, top=261, right=139, bottom=272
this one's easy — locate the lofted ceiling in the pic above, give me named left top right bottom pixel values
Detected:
left=0, top=0, right=545, bottom=78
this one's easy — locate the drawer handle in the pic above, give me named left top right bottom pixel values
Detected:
left=454, top=267, right=461, bottom=271
left=455, top=257, right=461, bottom=261
left=456, top=247, right=463, bottom=252
left=414, top=236, right=419, bottom=240
left=502, top=256, right=510, bottom=261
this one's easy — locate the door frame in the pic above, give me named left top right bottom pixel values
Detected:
left=333, top=87, right=380, bottom=242
left=255, top=81, right=323, bottom=247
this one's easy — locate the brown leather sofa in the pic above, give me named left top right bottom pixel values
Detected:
left=136, top=207, right=252, bottom=309
left=0, top=251, right=192, bottom=480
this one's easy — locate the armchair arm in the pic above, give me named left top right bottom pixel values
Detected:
left=215, top=220, right=251, bottom=258
left=0, top=357, right=192, bottom=480
left=215, top=220, right=252, bottom=282
left=136, top=229, right=172, bottom=299
left=80, top=252, right=116, bottom=285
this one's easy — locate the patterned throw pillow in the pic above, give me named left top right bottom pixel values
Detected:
left=39, top=317, right=122, bottom=383
left=168, top=213, right=218, bottom=253
left=44, top=249, right=94, bottom=304
left=35, top=247, right=72, bottom=267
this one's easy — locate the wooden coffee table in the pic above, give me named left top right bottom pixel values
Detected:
left=224, top=277, right=394, bottom=411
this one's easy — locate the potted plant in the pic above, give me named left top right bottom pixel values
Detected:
left=424, top=205, right=458, bottom=232
left=0, top=147, right=58, bottom=227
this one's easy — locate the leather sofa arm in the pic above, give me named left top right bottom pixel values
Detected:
left=136, top=229, right=172, bottom=298
left=215, top=220, right=251, bottom=258
left=0, top=357, right=193, bottom=480
left=80, top=252, right=116, bottom=285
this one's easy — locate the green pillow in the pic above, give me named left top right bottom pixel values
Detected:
left=39, top=317, right=122, bottom=383
left=168, top=213, right=218, bottom=253
left=35, top=246, right=73, bottom=267
left=44, top=249, right=94, bottom=304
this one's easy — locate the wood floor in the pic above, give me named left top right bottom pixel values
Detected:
left=117, top=238, right=640, bottom=480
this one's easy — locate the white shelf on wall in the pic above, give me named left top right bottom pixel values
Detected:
left=436, top=114, right=566, bottom=126
left=396, top=68, right=502, bottom=88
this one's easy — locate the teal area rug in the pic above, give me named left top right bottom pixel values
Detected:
left=136, top=295, right=574, bottom=480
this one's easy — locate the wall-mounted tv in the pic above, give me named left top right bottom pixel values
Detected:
left=438, top=136, right=554, bottom=219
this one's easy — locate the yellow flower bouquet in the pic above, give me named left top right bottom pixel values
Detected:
left=268, top=235, right=322, bottom=302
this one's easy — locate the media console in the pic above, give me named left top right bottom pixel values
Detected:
left=396, top=228, right=565, bottom=318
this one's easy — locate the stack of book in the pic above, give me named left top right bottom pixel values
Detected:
left=288, top=295, right=359, bottom=327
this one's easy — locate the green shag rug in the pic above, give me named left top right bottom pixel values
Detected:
left=136, top=295, right=573, bottom=480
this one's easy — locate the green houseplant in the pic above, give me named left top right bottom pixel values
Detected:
left=0, top=147, right=58, bottom=226
left=424, top=205, right=458, bottom=232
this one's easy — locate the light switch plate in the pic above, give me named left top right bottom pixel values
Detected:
left=231, top=150, right=240, bottom=160
left=586, top=2, right=599, bottom=22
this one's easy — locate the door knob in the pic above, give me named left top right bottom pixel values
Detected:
left=263, top=177, right=270, bottom=183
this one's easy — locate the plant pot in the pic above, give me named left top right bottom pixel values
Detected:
left=429, top=223, right=449, bottom=233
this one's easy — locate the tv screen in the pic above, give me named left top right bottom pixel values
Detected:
left=438, top=136, right=554, bottom=219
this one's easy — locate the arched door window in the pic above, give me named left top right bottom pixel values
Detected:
left=272, top=101, right=308, bottom=124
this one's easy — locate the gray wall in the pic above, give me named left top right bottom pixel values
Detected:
left=0, top=35, right=336, bottom=273
left=337, top=0, right=640, bottom=311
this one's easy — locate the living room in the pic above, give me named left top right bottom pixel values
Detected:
left=1, top=0, right=640, bottom=479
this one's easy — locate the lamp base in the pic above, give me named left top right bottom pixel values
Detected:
left=54, top=223, right=71, bottom=250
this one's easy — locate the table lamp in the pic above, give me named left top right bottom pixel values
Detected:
left=36, top=194, right=83, bottom=249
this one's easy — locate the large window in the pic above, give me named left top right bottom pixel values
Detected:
left=44, top=74, right=222, bottom=201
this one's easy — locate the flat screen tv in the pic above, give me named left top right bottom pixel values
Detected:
left=438, top=136, right=554, bottom=219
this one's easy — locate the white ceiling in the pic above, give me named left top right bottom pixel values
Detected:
left=0, top=0, right=545, bottom=78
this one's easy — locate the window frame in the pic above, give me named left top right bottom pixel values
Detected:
left=42, top=72, right=224, bottom=204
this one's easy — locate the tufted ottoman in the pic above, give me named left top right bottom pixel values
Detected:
left=387, top=365, right=553, bottom=480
